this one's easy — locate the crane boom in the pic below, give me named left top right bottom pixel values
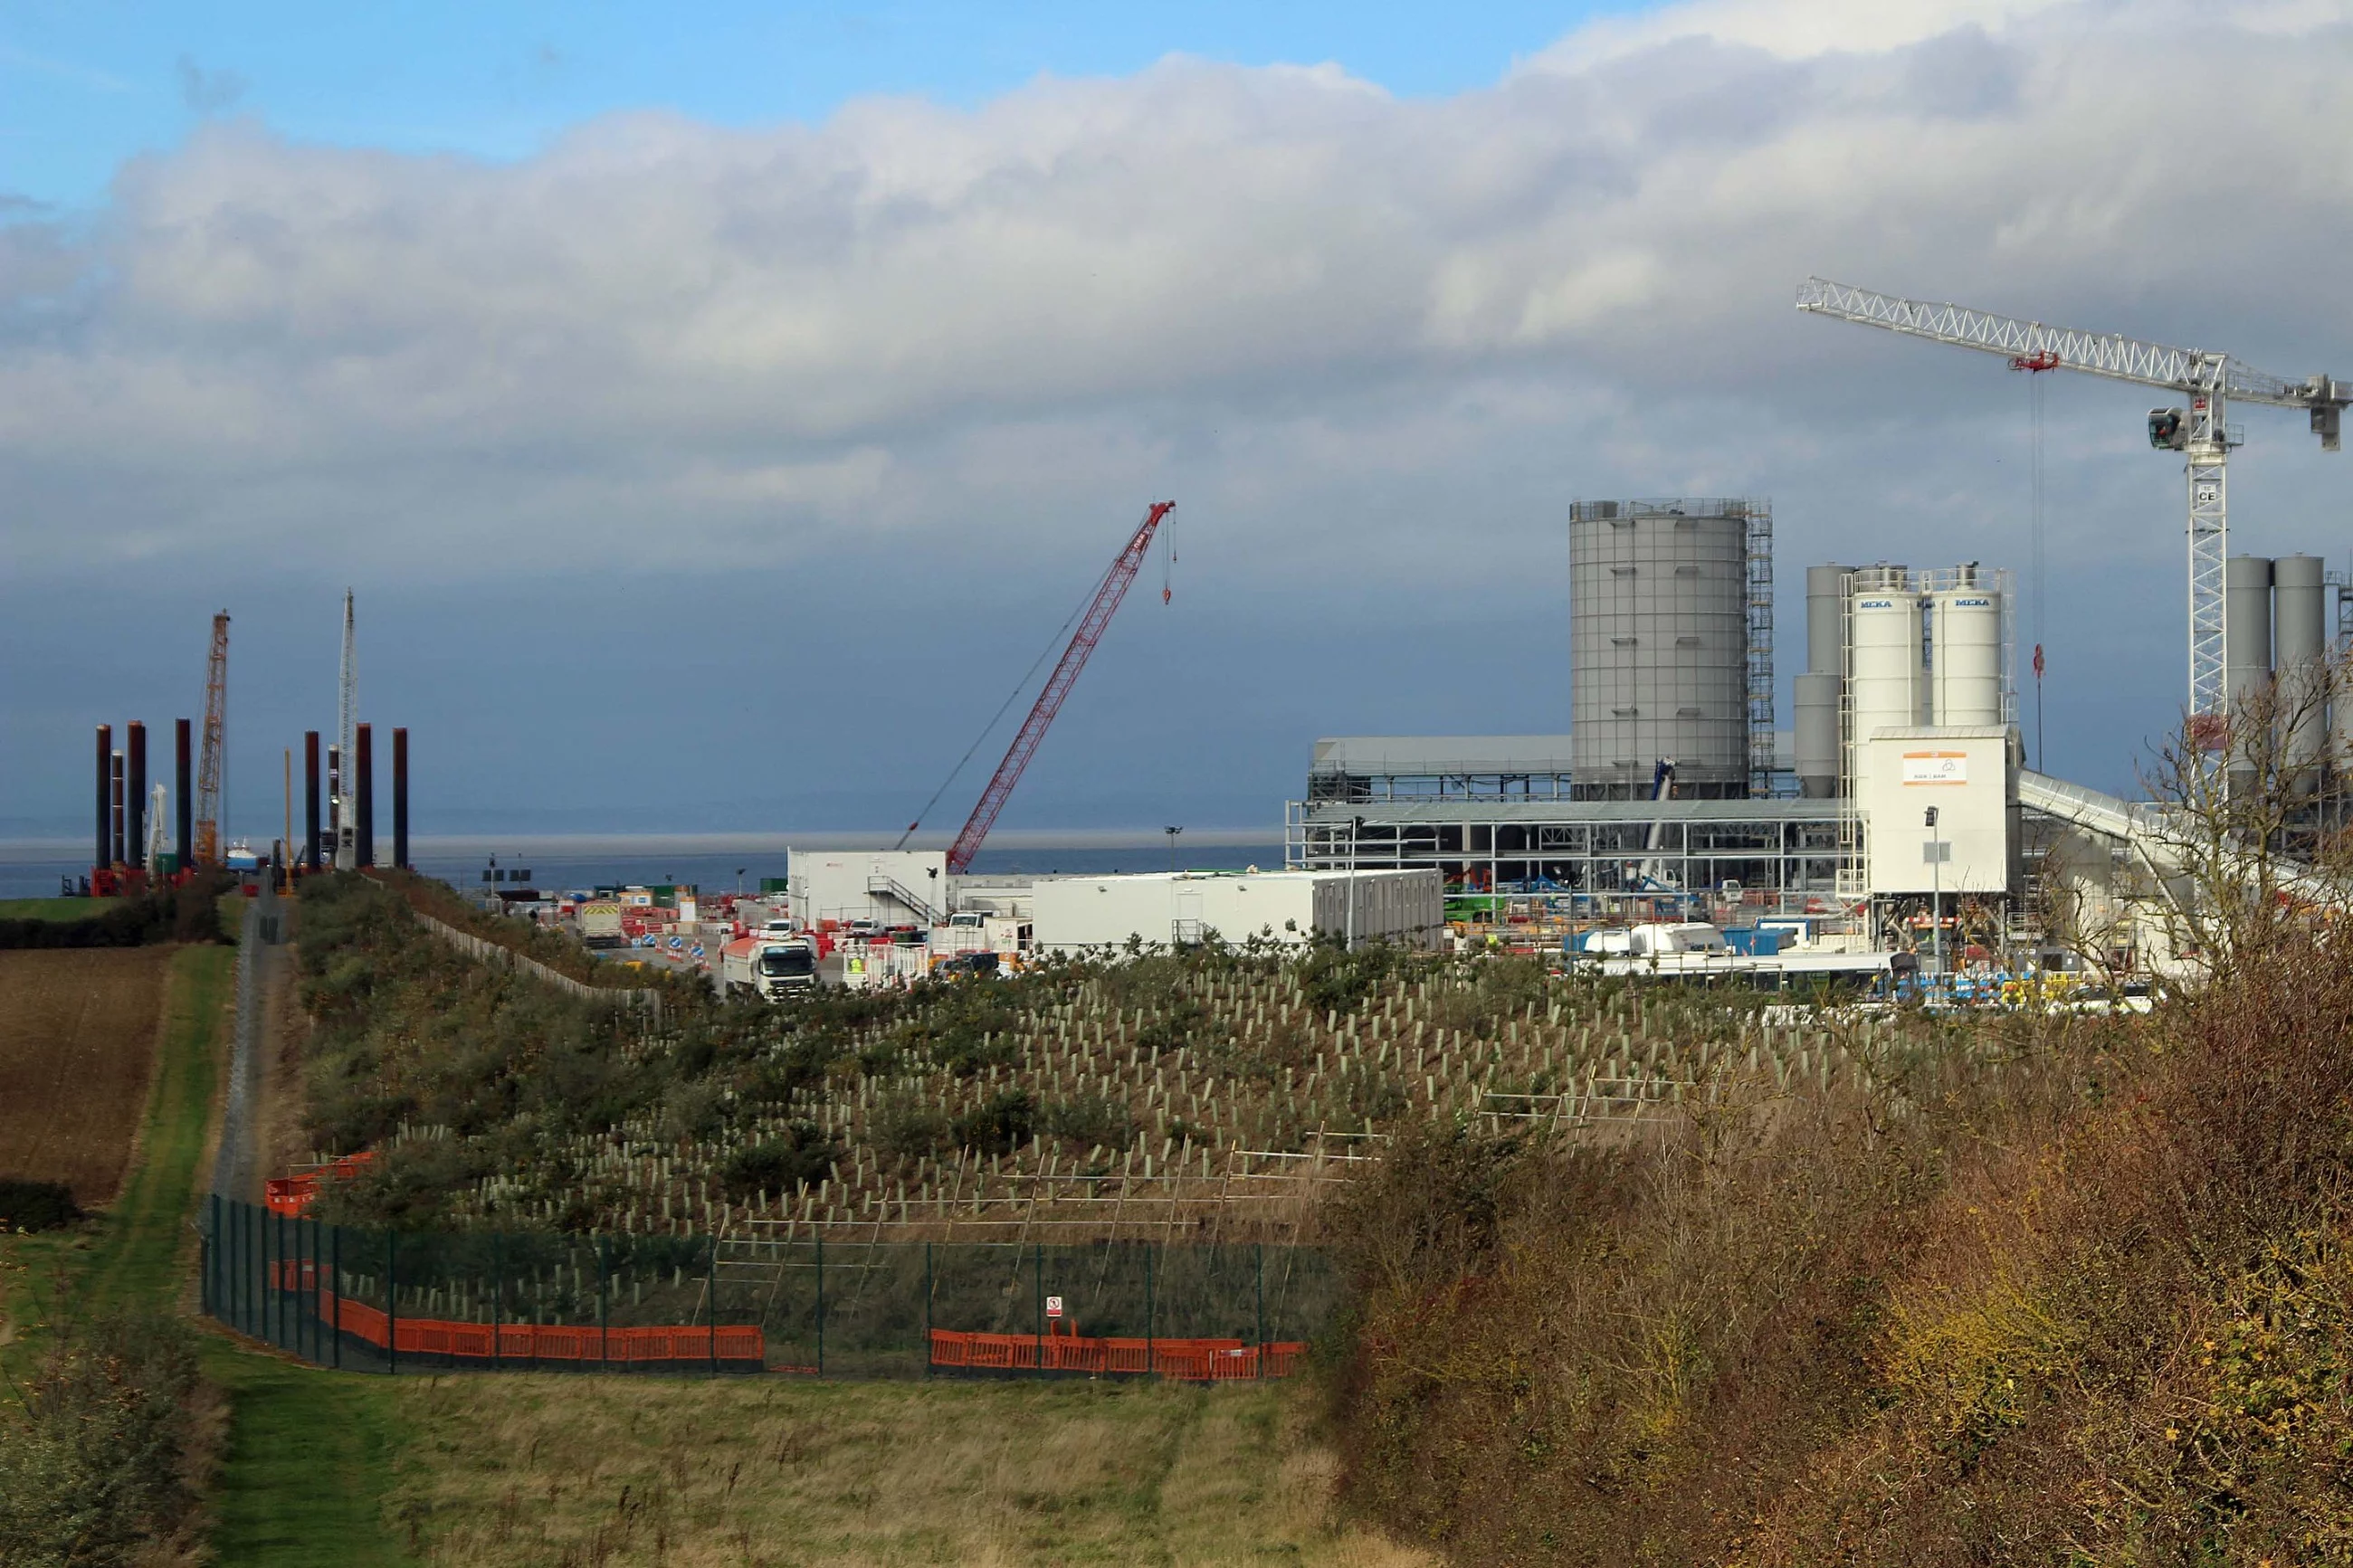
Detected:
left=1796, top=278, right=2348, bottom=727
left=195, top=611, right=229, bottom=865
left=946, top=501, right=1174, bottom=875
left=1796, top=278, right=2346, bottom=412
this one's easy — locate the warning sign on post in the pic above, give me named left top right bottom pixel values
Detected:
left=1900, top=751, right=1968, bottom=785
left=1045, top=1296, right=1064, bottom=1319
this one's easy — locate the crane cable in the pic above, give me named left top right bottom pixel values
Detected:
left=2010, top=351, right=2054, bottom=769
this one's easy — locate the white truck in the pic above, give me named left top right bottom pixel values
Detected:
left=1578, top=922, right=1729, bottom=959
left=719, top=936, right=819, bottom=1000
left=577, top=900, right=626, bottom=949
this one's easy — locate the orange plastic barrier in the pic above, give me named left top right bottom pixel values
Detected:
left=281, top=1274, right=766, bottom=1367
left=929, top=1329, right=1307, bottom=1381
left=264, top=1152, right=376, bottom=1217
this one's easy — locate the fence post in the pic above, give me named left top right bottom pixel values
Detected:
left=386, top=1230, right=398, bottom=1377
left=923, top=1242, right=933, bottom=1381
left=597, top=1234, right=609, bottom=1373
left=299, top=1216, right=311, bottom=1363
left=202, top=1193, right=215, bottom=1318
left=1034, top=1244, right=1044, bottom=1370
left=491, top=1230, right=502, bottom=1371
left=814, top=1233, right=824, bottom=1377
left=1255, top=1243, right=1265, bottom=1379
left=330, top=1222, right=342, bottom=1372
left=1145, top=1243, right=1156, bottom=1381
left=270, top=1207, right=281, bottom=1349
left=241, top=1201, right=252, bottom=1337
left=708, top=1235, right=718, bottom=1377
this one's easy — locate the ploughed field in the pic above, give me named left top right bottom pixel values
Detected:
left=0, top=946, right=173, bottom=1202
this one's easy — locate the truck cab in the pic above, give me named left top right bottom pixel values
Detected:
left=720, top=936, right=820, bottom=1000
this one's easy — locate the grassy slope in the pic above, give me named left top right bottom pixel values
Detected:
left=0, top=896, right=120, bottom=921
left=392, top=1373, right=1425, bottom=1568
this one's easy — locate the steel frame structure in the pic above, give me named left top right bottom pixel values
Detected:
left=195, top=612, right=229, bottom=867
left=335, top=591, right=357, bottom=871
left=1287, top=796, right=1855, bottom=917
left=1745, top=503, right=1776, bottom=797
left=1796, top=277, right=2348, bottom=727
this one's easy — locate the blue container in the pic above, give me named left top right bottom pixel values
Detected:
left=1721, top=927, right=1786, bottom=956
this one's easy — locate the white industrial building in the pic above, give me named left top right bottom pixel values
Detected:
left=787, top=849, right=949, bottom=927
left=1859, top=727, right=2019, bottom=896
left=1028, top=869, right=1444, bottom=956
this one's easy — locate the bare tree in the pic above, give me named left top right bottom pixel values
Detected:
left=2139, top=644, right=2353, bottom=983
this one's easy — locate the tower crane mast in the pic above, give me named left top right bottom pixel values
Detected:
left=1796, top=277, right=2349, bottom=731
left=945, top=501, right=1175, bottom=875
left=195, top=612, right=229, bottom=866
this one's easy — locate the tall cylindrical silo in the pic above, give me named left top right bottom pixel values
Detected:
left=1846, top=565, right=1921, bottom=802
left=2273, top=554, right=2328, bottom=786
left=1930, top=574, right=2004, bottom=727
left=1795, top=671, right=1842, bottom=797
left=1805, top=564, right=1850, bottom=678
left=2226, top=556, right=2274, bottom=708
left=1570, top=500, right=1752, bottom=797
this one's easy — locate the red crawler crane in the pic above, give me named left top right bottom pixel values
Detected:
left=943, top=502, right=1175, bottom=874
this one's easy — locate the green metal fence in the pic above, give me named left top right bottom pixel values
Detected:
left=199, top=1194, right=1343, bottom=1379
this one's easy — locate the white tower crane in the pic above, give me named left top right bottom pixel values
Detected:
left=1795, top=278, right=2349, bottom=736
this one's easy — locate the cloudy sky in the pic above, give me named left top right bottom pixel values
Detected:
left=4, top=0, right=2350, bottom=843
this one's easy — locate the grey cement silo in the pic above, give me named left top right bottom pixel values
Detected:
left=1805, top=565, right=1849, bottom=680
left=1794, top=673, right=1842, bottom=797
left=2226, top=556, right=2274, bottom=708
left=1795, top=564, right=1851, bottom=798
left=1570, top=499, right=1752, bottom=798
left=2273, top=554, right=2328, bottom=784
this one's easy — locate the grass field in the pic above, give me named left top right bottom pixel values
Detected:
left=390, top=1373, right=1426, bottom=1568
left=0, top=943, right=423, bottom=1566
left=0, top=946, right=174, bottom=1204
left=0, top=897, right=119, bottom=922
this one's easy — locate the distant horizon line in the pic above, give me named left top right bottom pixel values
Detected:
left=0, top=826, right=1285, bottom=862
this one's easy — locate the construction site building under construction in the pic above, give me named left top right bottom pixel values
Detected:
left=1281, top=498, right=2351, bottom=976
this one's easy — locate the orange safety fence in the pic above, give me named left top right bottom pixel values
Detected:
left=929, top=1328, right=1307, bottom=1381
left=268, top=1261, right=766, bottom=1367
left=264, top=1152, right=376, bottom=1217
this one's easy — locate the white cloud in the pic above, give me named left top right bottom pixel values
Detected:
left=0, top=0, right=2348, bottom=600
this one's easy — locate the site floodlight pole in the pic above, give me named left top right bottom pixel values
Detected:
left=1925, top=806, right=1942, bottom=984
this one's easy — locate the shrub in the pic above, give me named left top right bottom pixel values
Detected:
left=952, top=1089, right=1036, bottom=1157
left=719, top=1124, right=841, bottom=1201
left=872, top=1091, right=951, bottom=1163
left=1041, top=1094, right=1135, bottom=1156
left=0, top=1311, right=207, bottom=1565
left=0, top=1178, right=81, bottom=1232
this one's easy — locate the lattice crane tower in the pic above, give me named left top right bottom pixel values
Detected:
left=1796, top=278, right=2349, bottom=736
left=335, top=590, right=357, bottom=870
left=195, top=612, right=229, bottom=865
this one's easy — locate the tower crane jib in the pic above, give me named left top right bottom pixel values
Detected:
left=1795, top=278, right=2349, bottom=729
